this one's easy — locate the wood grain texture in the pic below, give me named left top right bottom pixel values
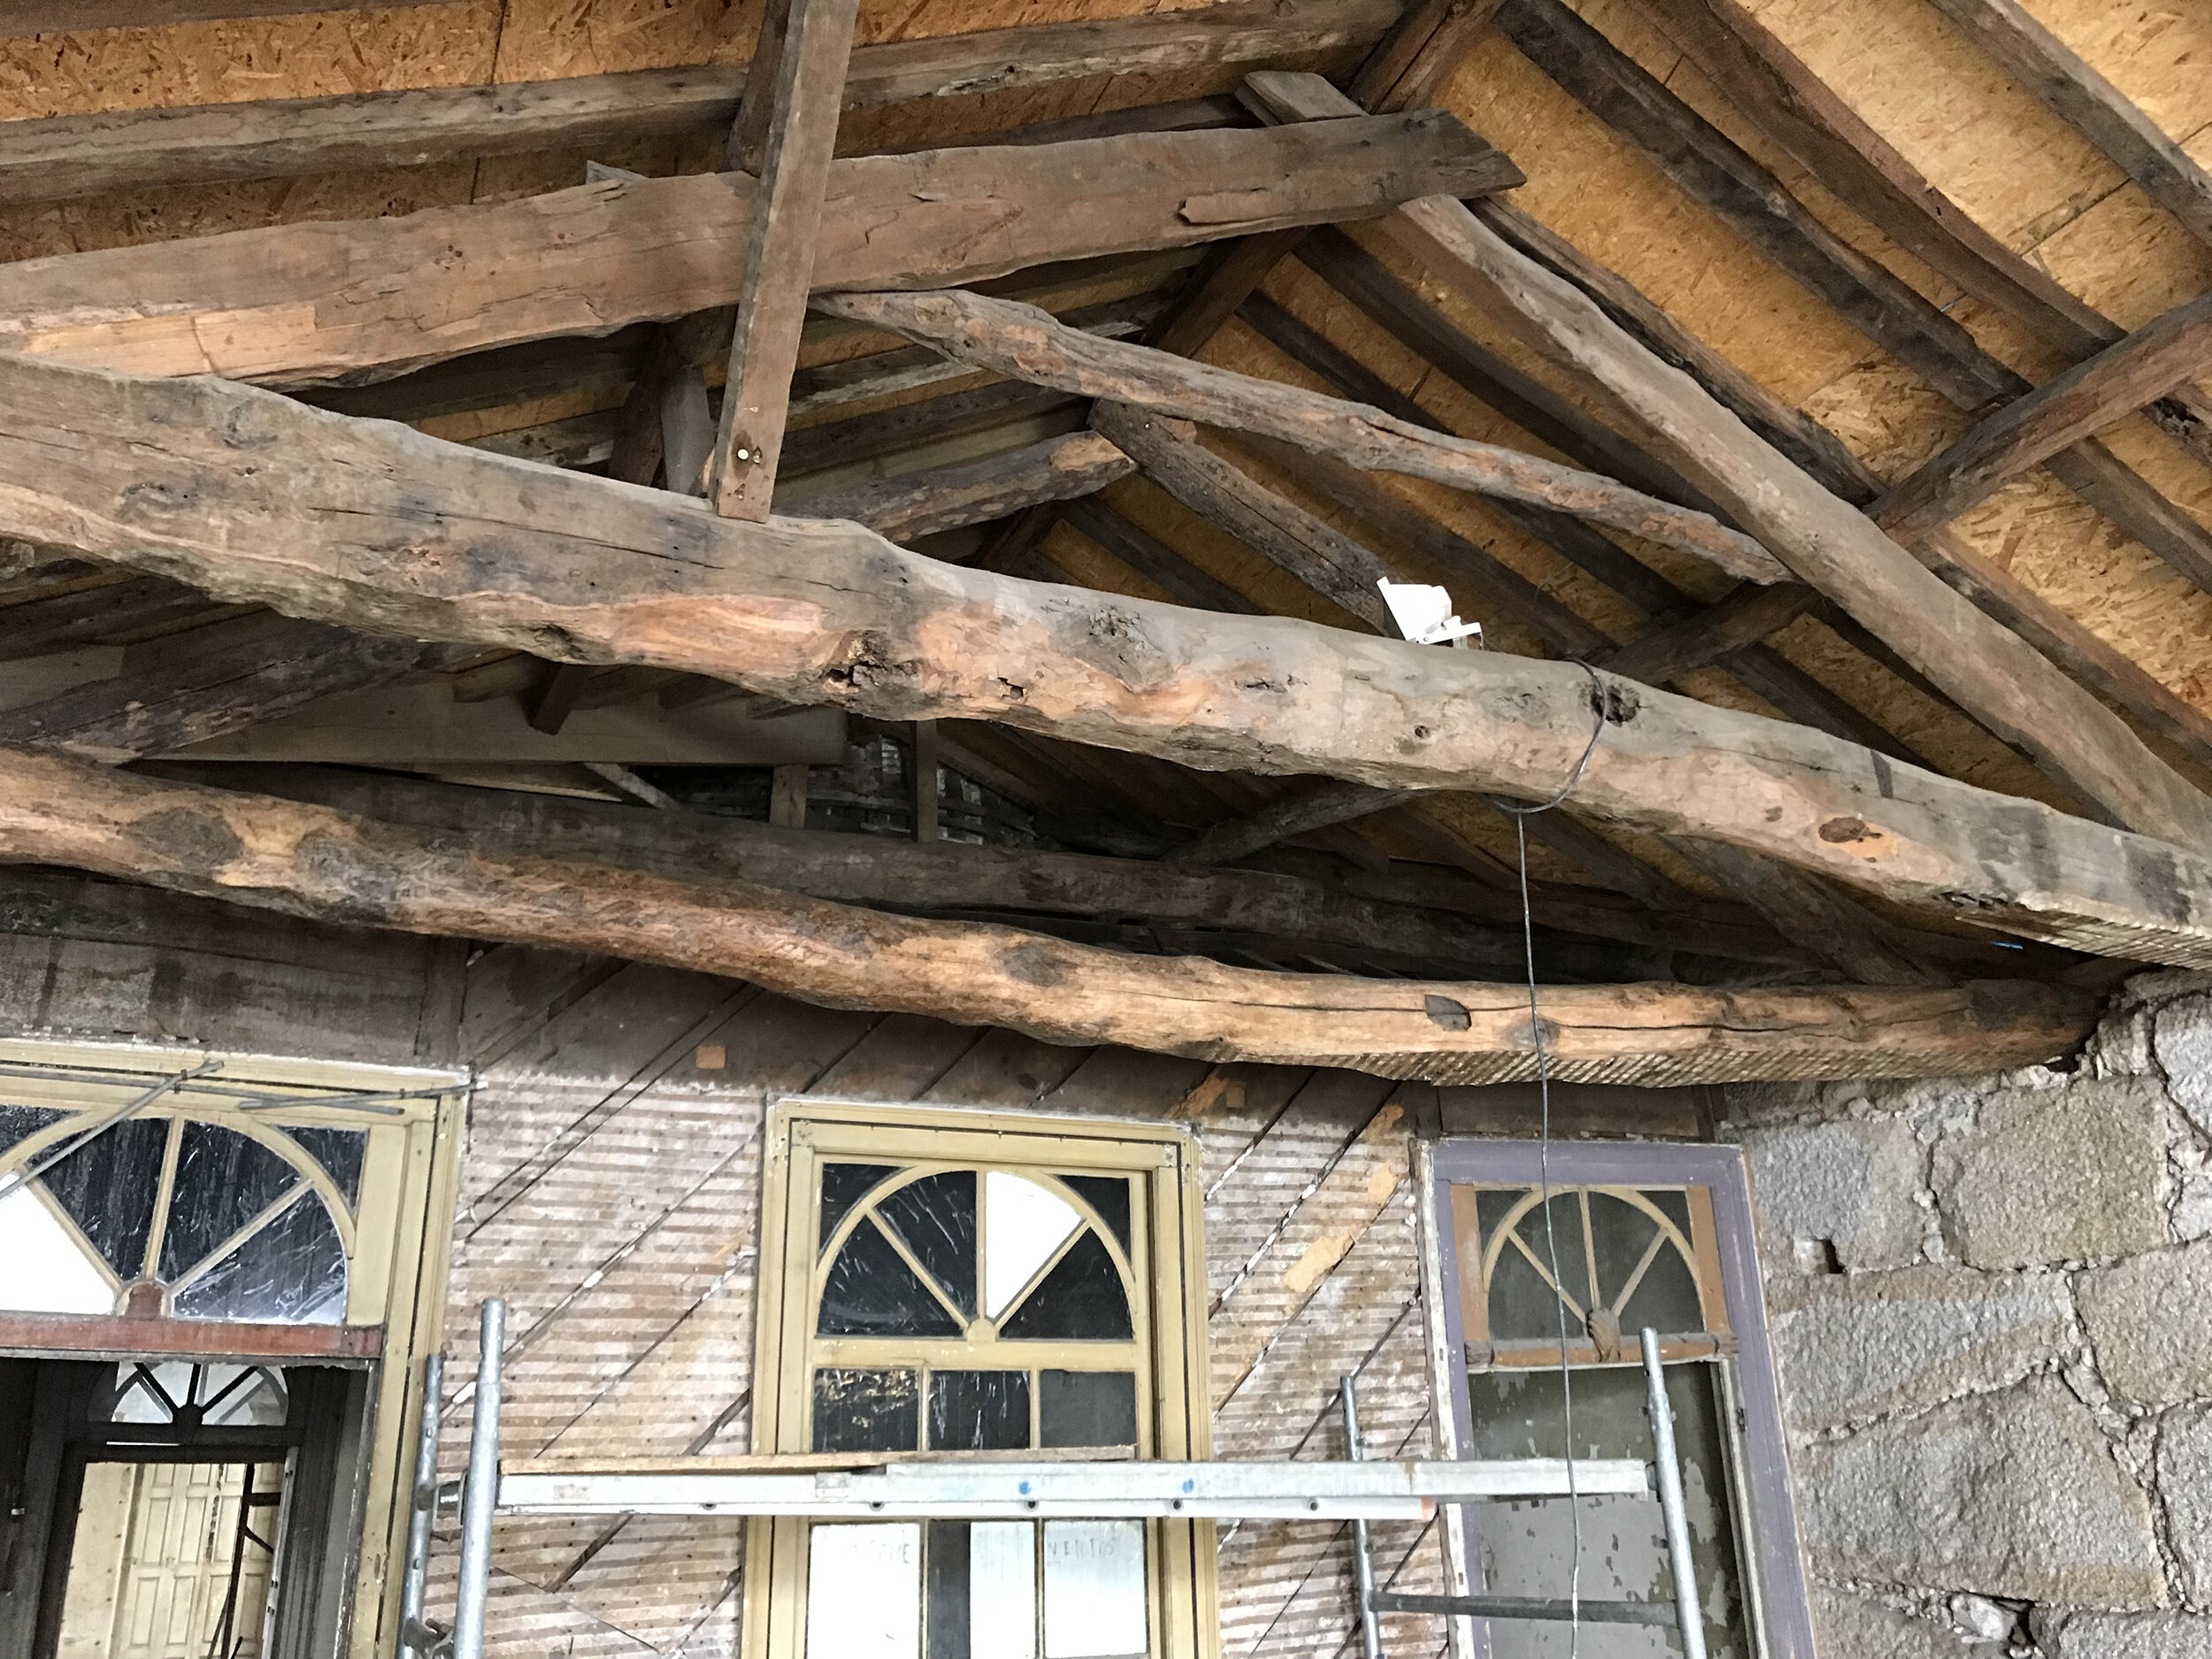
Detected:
left=0, top=0, right=1397, bottom=203
left=0, top=113, right=1503, bottom=388
left=1876, top=292, right=2212, bottom=543
left=1174, top=780, right=1417, bottom=868
left=0, top=0, right=434, bottom=33
left=817, top=288, right=1789, bottom=581
left=710, top=0, right=858, bottom=520
left=0, top=749, right=2099, bottom=1082
left=1924, top=0, right=2212, bottom=249
left=790, top=432, right=1133, bottom=545
left=6, top=353, right=2211, bottom=963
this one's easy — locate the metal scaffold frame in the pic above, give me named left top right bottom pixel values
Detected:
left=398, top=1301, right=1703, bottom=1659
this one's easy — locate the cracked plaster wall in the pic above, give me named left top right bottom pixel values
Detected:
left=1721, top=972, right=2212, bottom=1659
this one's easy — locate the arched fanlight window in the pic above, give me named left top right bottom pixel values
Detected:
left=0, top=1102, right=358, bottom=1324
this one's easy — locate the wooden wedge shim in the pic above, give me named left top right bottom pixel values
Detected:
left=0, top=746, right=2096, bottom=1084
left=812, top=288, right=1790, bottom=583
left=4, top=352, right=2212, bottom=967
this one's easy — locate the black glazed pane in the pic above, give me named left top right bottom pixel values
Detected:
left=1617, top=1241, right=1707, bottom=1337
left=877, top=1171, right=978, bottom=1317
left=1512, top=1193, right=1593, bottom=1315
left=1643, top=1188, right=1695, bottom=1238
left=926, top=1520, right=971, bottom=1659
left=1040, top=1371, right=1137, bottom=1449
left=818, top=1218, right=963, bottom=1337
left=38, top=1118, right=169, bottom=1279
left=1487, top=1240, right=1576, bottom=1342
left=1585, top=1194, right=1660, bottom=1315
left=928, top=1370, right=1030, bottom=1452
left=1473, top=1187, right=1526, bottom=1248
left=1060, top=1174, right=1132, bottom=1256
left=174, top=1192, right=347, bottom=1323
left=811, top=1367, right=919, bottom=1453
left=820, top=1162, right=899, bottom=1253
left=286, top=1125, right=368, bottom=1210
left=0, top=1104, right=64, bottom=1157
left=158, top=1123, right=300, bottom=1282
left=1000, top=1231, right=1132, bottom=1341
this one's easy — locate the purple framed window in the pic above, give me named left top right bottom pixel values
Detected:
left=1425, top=1138, right=1813, bottom=1659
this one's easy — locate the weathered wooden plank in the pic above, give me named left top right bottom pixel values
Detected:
left=7, top=352, right=2212, bottom=963
left=1600, top=582, right=1818, bottom=687
left=0, top=0, right=435, bottom=31
left=0, top=622, right=465, bottom=762
left=0, top=113, right=1509, bottom=389
left=1924, top=0, right=2212, bottom=249
left=1350, top=0, right=1509, bottom=114
left=1665, top=837, right=1943, bottom=987
left=710, top=0, right=859, bottom=521
left=819, top=288, right=1790, bottom=582
left=1174, top=780, right=1417, bottom=868
left=1876, top=292, right=2212, bottom=543
left=0, top=749, right=2100, bottom=1081
left=0, top=0, right=1397, bottom=204
left=1087, top=404, right=1403, bottom=632
left=790, top=432, right=1133, bottom=545
left=777, top=379, right=1080, bottom=480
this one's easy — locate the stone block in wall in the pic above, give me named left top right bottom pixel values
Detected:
left=2161, top=1404, right=2212, bottom=1609
left=2047, top=1612, right=2212, bottom=1658
left=1811, top=1586, right=2002, bottom=1657
left=1741, top=1116, right=1925, bottom=1272
left=1791, top=1375, right=2165, bottom=1605
left=2078, top=1240, right=2212, bottom=1408
left=1932, top=1081, right=2168, bottom=1268
left=2154, top=993, right=2212, bottom=1138
left=1766, top=1264, right=2071, bottom=1433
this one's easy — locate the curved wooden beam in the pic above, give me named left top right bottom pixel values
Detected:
left=4, top=351, right=2212, bottom=965
left=0, top=748, right=2094, bottom=1084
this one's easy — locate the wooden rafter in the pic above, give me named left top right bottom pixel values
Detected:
left=0, top=748, right=2096, bottom=1083
left=0, top=114, right=1509, bottom=388
left=4, top=351, right=2212, bottom=964
left=710, top=0, right=860, bottom=520
left=814, top=288, right=1788, bottom=580
left=791, top=433, right=1135, bottom=546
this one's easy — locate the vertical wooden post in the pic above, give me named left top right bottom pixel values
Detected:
left=769, top=764, right=810, bottom=829
left=709, top=0, right=861, bottom=522
left=911, top=721, right=940, bottom=842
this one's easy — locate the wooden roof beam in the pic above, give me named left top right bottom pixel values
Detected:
left=8, top=350, right=2212, bottom=962
left=0, top=0, right=1397, bottom=204
left=0, top=113, right=1509, bottom=390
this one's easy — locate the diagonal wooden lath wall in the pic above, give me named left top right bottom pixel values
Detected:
left=423, top=946, right=1464, bottom=1658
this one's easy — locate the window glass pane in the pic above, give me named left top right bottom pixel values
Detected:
left=1041, top=1521, right=1147, bottom=1658
left=819, top=1219, right=963, bottom=1338
left=972, top=1522, right=1039, bottom=1659
left=807, top=1523, right=920, bottom=1659
left=1463, top=1365, right=1746, bottom=1658
left=821, top=1162, right=899, bottom=1253
left=1488, top=1233, right=1579, bottom=1343
left=285, top=1126, right=367, bottom=1211
left=173, top=1192, right=346, bottom=1324
left=37, top=1118, right=168, bottom=1279
left=1059, top=1175, right=1131, bottom=1257
left=984, top=1173, right=1079, bottom=1319
left=1474, top=1187, right=1525, bottom=1246
left=926, top=1520, right=971, bottom=1659
left=1039, top=1371, right=1137, bottom=1450
left=878, top=1171, right=978, bottom=1318
left=1617, top=1244, right=1704, bottom=1337
left=0, top=1186, right=111, bottom=1314
left=158, top=1123, right=300, bottom=1283
left=812, top=1367, right=919, bottom=1453
left=929, top=1370, right=1029, bottom=1452
left=1585, top=1194, right=1660, bottom=1317
left=0, top=1103, right=65, bottom=1157
left=1002, top=1233, right=1133, bottom=1342
left=1643, top=1188, right=1694, bottom=1239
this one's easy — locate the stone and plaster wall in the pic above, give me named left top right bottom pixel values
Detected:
left=1724, top=973, right=2212, bottom=1659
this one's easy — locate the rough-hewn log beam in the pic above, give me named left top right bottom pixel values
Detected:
left=0, top=0, right=1397, bottom=204
left=1350, top=0, right=1508, bottom=114
left=710, top=0, right=859, bottom=520
left=813, top=288, right=1790, bottom=581
left=1600, top=583, right=1819, bottom=687
left=1173, top=779, right=1420, bottom=867
left=1229, top=76, right=2212, bottom=851
left=792, top=433, right=1134, bottom=545
left=0, top=626, right=465, bottom=762
left=1468, top=196, right=2212, bottom=778
left=1876, top=292, right=2212, bottom=544
left=0, top=749, right=2095, bottom=1082
left=1924, top=0, right=2212, bottom=250
left=1087, top=405, right=1401, bottom=633
left=8, top=352, right=2212, bottom=964
left=0, top=113, right=1508, bottom=389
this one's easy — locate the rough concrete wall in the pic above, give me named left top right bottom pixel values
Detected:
left=1723, top=973, right=2212, bottom=1659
